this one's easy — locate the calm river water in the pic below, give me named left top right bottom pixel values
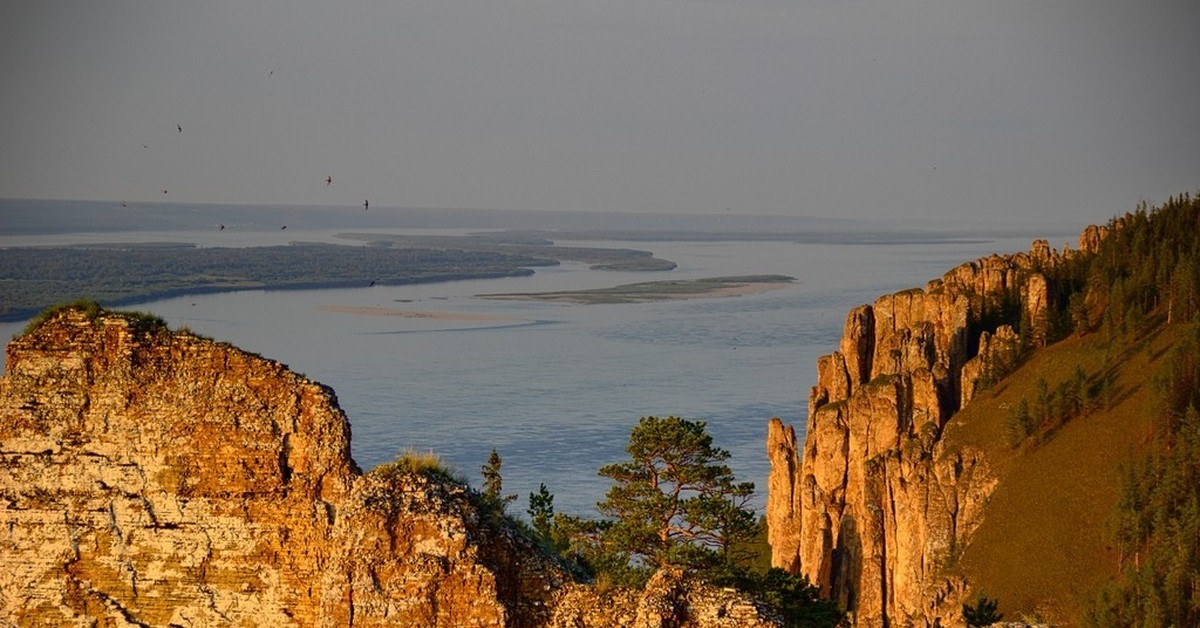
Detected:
left=0, top=227, right=1067, bottom=516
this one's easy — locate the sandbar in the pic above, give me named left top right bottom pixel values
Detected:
left=478, top=275, right=796, bottom=304
left=317, top=305, right=522, bottom=322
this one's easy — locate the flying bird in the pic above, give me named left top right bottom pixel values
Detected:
left=219, top=224, right=225, bottom=231
left=162, top=189, right=168, bottom=194
left=369, top=280, right=376, bottom=287
left=281, top=225, right=287, bottom=230
left=177, top=124, right=182, bottom=133
left=363, top=199, right=369, bottom=211
left=325, top=176, right=332, bottom=186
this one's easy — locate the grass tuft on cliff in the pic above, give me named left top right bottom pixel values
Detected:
left=22, top=300, right=169, bottom=337
left=376, top=448, right=466, bottom=485
left=22, top=299, right=104, bottom=335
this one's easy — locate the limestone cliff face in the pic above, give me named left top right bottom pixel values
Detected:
left=0, top=309, right=776, bottom=627
left=0, top=308, right=576, bottom=626
left=768, top=235, right=1090, bottom=627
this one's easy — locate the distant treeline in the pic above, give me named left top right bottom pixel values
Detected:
left=335, top=233, right=678, bottom=271
left=964, top=194, right=1200, bottom=355
left=0, top=243, right=558, bottom=321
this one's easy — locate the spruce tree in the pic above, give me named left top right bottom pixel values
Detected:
left=527, top=483, right=555, bottom=541
left=962, top=591, right=1003, bottom=627
left=480, top=448, right=516, bottom=512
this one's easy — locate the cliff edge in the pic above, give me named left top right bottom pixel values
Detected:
left=768, top=231, right=1105, bottom=627
left=0, top=307, right=779, bottom=627
left=0, top=307, right=576, bottom=626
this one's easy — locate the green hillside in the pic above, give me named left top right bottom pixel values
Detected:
left=944, top=193, right=1200, bottom=625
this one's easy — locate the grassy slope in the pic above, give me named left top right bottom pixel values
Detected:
left=944, top=322, right=1177, bottom=623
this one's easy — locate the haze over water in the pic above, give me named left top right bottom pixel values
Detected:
left=0, top=202, right=1073, bottom=516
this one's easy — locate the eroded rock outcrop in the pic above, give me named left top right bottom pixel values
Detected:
left=0, top=308, right=574, bottom=626
left=769, top=235, right=1097, bottom=627
left=0, top=308, right=770, bottom=627
left=548, top=568, right=778, bottom=628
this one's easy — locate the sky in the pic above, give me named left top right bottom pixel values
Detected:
left=1, top=1, right=1197, bottom=225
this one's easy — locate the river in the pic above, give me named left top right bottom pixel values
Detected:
left=0, top=222, right=1071, bottom=516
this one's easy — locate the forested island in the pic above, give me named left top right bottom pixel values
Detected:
left=0, top=236, right=676, bottom=321
left=335, top=232, right=679, bottom=271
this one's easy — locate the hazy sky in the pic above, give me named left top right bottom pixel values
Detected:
left=2, top=1, right=1197, bottom=224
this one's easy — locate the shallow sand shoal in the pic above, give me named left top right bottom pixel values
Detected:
left=481, top=279, right=794, bottom=304
left=692, top=282, right=794, bottom=299
left=317, top=305, right=524, bottom=322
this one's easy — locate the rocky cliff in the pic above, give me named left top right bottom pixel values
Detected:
left=768, top=234, right=1095, bottom=627
left=0, top=307, right=777, bottom=627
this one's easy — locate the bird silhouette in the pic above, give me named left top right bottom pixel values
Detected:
left=281, top=225, right=287, bottom=230
left=369, top=280, right=376, bottom=287
left=325, top=176, right=332, bottom=186
left=177, top=124, right=182, bottom=133
left=219, top=224, right=225, bottom=231
left=162, top=190, right=168, bottom=194
left=363, top=199, right=369, bottom=211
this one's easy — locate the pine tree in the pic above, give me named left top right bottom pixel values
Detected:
left=1004, top=399, right=1032, bottom=448
left=597, top=416, right=756, bottom=575
left=1034, top=378, right=1050, bottom=427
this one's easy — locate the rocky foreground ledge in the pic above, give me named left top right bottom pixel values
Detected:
left=0, top=307, right=775, bottom=627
